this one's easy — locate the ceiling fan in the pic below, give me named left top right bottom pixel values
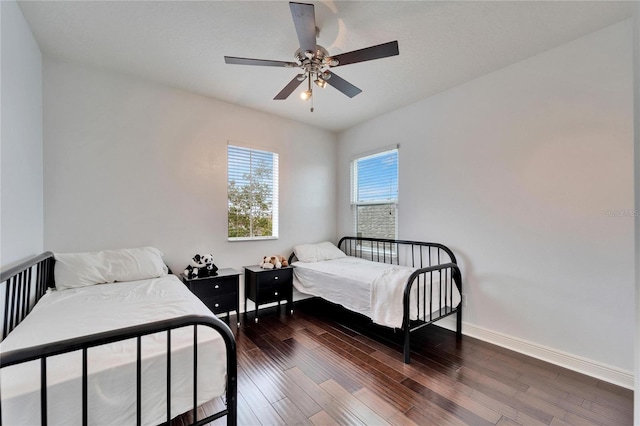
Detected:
left=224, top=2, right=399, bottom=111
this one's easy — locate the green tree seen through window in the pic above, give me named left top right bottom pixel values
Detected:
left=228, top=146, right=278, bottom=239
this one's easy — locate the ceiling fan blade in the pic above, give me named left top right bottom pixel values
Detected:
left=324, top=72, right=362, bottom=98
left=330, top=41, right=399, bottom=67
left=289, top=2, right=317, bottom=54
left=274, top=75, right=304, bottom=100
left=225, top=56, right=297, bottom=68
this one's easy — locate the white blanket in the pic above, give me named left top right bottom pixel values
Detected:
left=0, top=275, right=227, bottom=426
left=370, top=265, right=415, bottom=328
left=293, top=257, right=461, bottom=329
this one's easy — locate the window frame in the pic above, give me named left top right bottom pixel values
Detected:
left=227, top=143, right=279, bottom=241
left=350, top=145, right=399, bottom=240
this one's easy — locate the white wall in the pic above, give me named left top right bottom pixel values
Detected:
left=338, top=21, right=635, bottom=378
left=633, top=3, right=639, bottom=422
left=0, top=1, right=44, bottom=269
left=43, top=59, right=337, bottom=286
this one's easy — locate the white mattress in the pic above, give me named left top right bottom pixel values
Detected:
left=0, top=275, right=227, bottom=426
left=293, top=256, right=460, bottom=328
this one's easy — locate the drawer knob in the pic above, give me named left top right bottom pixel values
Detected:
left=274, top=276, right=278, bottom=280
left=215, top=285, right=219, bottom=289
left=214, top=303, right=219, bottom=308
left=274, top=291, right=278, bottom=296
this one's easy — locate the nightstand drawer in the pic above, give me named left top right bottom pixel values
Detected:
left=259, top=270, right=292, bottom=287
left=257, top=283, right=289, bottom=303
left=190, top=277, right=236, bottom=298
left=201, top=293, right=237, bottom=314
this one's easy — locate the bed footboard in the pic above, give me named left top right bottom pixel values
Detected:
left=0, top=253, right=237, bottom=426
left=338, top=236, right=463, bottom=364
left=403, top=262, right=462, bottom=363
left=1, top=315, right=237, bottom=426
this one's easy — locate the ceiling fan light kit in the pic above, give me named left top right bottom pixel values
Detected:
left=224, top=2, right=399, bottom=112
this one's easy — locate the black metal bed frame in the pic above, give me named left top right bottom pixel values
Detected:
left=0, top=252, right=237, bottom=426
left=290, top=236, right=462, bottom=363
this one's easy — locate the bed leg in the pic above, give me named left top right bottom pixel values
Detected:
left=456, top=308, right=462, bottom=338
left=403, top=326, right=411, bottom=364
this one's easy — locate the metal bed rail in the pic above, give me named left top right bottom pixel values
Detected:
left=1, top=252, right=55, bottom=341
left=0, top=253, right=237, bottom=426
left=338, top=236, right=458, bottom=267
left=337, top=236, right=462, bottom=364
left=403, top=262, right=462, bottom=363
left=0, top=315, right=237, bottom=426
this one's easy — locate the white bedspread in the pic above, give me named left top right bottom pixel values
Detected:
left=0, top=275, right=227, bottom=426
left=370, top=266, right=415, bottom=328
left=293, top=257, right=461, bottom=328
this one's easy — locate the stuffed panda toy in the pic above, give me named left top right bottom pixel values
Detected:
left=184, top=253, right=218, bottom=279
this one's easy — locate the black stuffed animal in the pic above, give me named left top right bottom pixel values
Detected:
left=184, top=253, right=218, bottom=279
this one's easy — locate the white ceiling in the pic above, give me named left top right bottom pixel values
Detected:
left=19, top=1, right=633, bottom=133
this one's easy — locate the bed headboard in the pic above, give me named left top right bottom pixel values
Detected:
left=288, top=236, right=458, bottom=268
left=0, top=252, right=55, bottom=341
left=337, top=236, right=457, bottom=268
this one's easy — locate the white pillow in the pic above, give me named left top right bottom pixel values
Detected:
left=54, top=247, right=168, bottom=291
left=293, top=241, right=346, bottom=263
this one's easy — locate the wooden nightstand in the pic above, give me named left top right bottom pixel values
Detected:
left=244, top=265, right=293, bottom=323
left=181, top=268, right=241, bottom=326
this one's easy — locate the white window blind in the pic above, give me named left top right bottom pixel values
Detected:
left=228, top=145, right=279, bottom=240
left=351, top=148, right=398, bottom=239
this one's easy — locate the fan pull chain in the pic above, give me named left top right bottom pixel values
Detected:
left=310, top=95, right=314, bottom=113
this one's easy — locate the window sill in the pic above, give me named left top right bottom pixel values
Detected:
left=228, top=236, right=279, bottom=242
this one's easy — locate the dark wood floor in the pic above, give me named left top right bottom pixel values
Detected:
left=190, top=299, right=634, bottom=426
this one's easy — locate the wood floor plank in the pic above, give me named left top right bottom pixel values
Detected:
left=403, top=405, right=467, bottom=426
left=288, top=328, right=322, bottom=350
left=200, top=398, right=227, bottom=426
left=315, top=334, right=406, bottom=385
left=369, top=347, right=503, bottom=424
left=237, top=392, right=262, bottom=426
left=297, top=328, right=411, bottom=398
left=319, top=379, right=390, bottom=425
left=387, top=411, right=420, bottom=426
left=284, top=367, right=367, bottom=425
left=526, top=385, right=628, bottom=426
left=456, top=367, right=564, bottom=425
left=581, top=398, right=634, bottom=423
left=260, top=331, right=333, bottom=382
left=550, top=417, right=574, bottom=426
left=304, top=316, right=378, bottom=355
left=596, top=380, right=633, bottom=398
left=239, top=348, right=323, bottom=418
left=272, top=397, right=313, bottom=425
left=175, top=300, right=632, bottom=426
left=309, top=410, right=339, bottom=426
left=401, top=377, right=495, bottom=426
left=238, top=350, right=288, bottom=403
left=298, top=338, right=414, bottom=413
left=496, top=416, right=524, bottom=426
left=352, top=387, right=406, bottom=421
left=562, top=411, right=604, bottom=426
left=462, top=387, right=549, bottom=426
left=237, top=364, right=274, bottom=409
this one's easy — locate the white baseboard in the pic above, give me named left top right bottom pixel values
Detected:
left=435, top=317, right=634, bottom=390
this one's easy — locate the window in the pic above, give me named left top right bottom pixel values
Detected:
left=228, top=144, right=279, bottom=240
left=351, top=147, right=398, bottom=239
